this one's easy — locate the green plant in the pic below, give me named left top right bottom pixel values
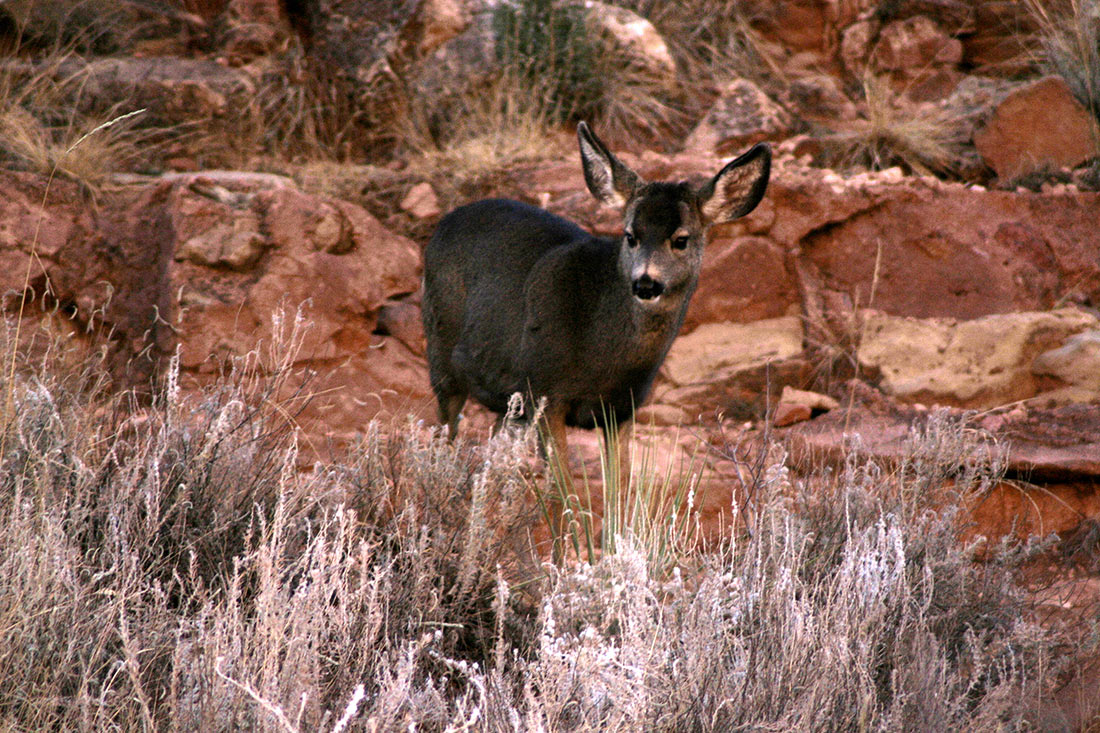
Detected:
left=493, top=0, right=606, bottom=125
left=540, top=410, right=703, bottom=573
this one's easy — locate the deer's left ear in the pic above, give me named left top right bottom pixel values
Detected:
left=697, top=143, right=771, bottom=225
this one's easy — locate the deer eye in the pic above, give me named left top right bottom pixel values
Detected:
left=624, top=232, right=637, bottom=248
left=671, top=235, right=690, bottom=250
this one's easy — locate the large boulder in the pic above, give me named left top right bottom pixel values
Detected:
left=684, top=79, right=792, bottom=154
left=0, top=169, right=427, bottom=452
left=682, top=234, right=799, bottom=332
left=973, top=76, right=1099, bottom=182
left=765, top=163, right=1100, bottom=322
left=857, top=307, right=1099, bottom=408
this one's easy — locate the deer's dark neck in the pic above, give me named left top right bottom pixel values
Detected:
left=594, top=274, right=694, bottom=371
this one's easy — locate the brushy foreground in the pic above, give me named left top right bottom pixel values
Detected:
left=0, top=314, right=1085, bottom=731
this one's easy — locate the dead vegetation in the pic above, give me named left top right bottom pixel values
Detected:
left=0, top=309, right=1094, bottom=730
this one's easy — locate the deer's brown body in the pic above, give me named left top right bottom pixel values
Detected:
left=422, top=122, right=771, bottom=459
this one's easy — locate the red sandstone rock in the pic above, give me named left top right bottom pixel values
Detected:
left=974, top=76, right=1099, bottom=181
left=681, top=235, right=798, bottom=333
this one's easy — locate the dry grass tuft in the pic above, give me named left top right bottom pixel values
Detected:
left=401, top=69, right=565, bottom=201
left=0, top=53, right=165, bottom=188
left=823, top=74, right=960, bottom=175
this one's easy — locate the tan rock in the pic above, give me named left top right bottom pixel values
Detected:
left=782, top=385, right=840, bottom=411
left=773, top=386, right=839, bottom=426
left=1032, top=329, right=1100, bottom=396
left=857, top=307, right=1100, bottom=408
left=773, top=402, right=812, bottom=427
left=585, top=1, right=675, bottom=81
left=400, top=182, right=443, bottom=219
left=634, top=403, right=687, bottom=427
left=974, top=76, right=1099, bottom=181
left=663, top=316, right=804, bottom=387
left=685, top=79, right=792, bottom=154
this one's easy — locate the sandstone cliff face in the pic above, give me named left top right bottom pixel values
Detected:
left=4, top=0, right=1100, bottom=551
left=8, top=156, right=1100, bottom=449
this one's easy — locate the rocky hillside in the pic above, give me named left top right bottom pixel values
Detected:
left=2, top=0, right=1100, bottom=546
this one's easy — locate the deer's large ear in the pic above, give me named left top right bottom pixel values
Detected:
left=577, top=121, right=642, bottom=207
left=697, top=143, right=771, bottom=225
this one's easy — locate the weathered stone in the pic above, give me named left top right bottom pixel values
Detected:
left=782, top=73, right=859, bottom=123
left=584, top=1, right=675, bottom=81
left=69, top=57, right=256, bottom=122
left=773, top=401, right=812, bottom=427
left=873, top=15, right=962, bottom=71
left=774, top=386, right=839, bottom=426
left=376, top=299, right=426, bottom=356
left=840, top=19, right=877, bottom=78
left=1032, top=330, right=1100, bottom=404
left=857, top=307, right=1099, bottom=408
left=663, top=316, right=804, bottom=387
left=683, top=235, right=798, bottom=333
left=974, top=76, right=1099, bottom=181
left=778, top=386, right=839, bottom=412
left=684, top=79, right=792, bottom=154
left=400, top=181, right=442, bottom=219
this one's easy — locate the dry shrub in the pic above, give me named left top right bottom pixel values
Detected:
left=0, top=309, right=541, bottom=730
left=0, top=306, right=1089, bottom=730
left=518, top=411, right=1066, bottom=731
left=2, top=0, right=134, bottom=55
left=401, top=68, right=565, bottom=203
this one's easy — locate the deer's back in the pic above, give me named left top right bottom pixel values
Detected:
left=424, top=198, right=620, bottom=414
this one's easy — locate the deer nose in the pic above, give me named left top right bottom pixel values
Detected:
left=632, top=274, right=665, bottom=300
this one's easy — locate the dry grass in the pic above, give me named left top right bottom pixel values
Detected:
left=823, top=74, right=960, bottom=175
left=0, top=305, right=1092, bottom=730
left=400, top=69, right=565, bottom=201
left=0, top=53, right=164, bottom=189
left=542, top=419, right=704, bottom=573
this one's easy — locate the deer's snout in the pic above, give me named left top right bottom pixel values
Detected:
left=632, top=274, right=665, bottom=301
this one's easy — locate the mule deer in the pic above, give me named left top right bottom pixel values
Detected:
left=422, top=122, right=770, bottom=469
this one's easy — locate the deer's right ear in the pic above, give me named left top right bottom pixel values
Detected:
left=577, top=121, right=641, bottom=208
